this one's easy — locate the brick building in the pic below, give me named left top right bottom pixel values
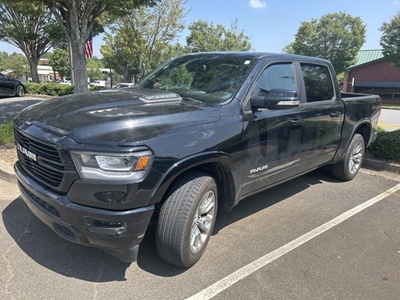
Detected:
left=343, top=50, right=400, bottom=104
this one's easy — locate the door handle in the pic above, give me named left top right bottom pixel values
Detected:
left=330, top=112, right=341, bottom=118
left=290, top=118, right=304, bottom=125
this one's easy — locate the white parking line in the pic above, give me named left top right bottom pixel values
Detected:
left=187, top=183, right=400, bottom=300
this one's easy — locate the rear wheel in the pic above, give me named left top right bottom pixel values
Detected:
left=331, top=133, right=365, bottom=181
left=156, top=171, right=217, bottom=267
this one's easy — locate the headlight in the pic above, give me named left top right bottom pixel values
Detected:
left=71, top=150, right=152, bottom=181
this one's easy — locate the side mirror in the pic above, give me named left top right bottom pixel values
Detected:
left=251, top=88, right=300, bottom=110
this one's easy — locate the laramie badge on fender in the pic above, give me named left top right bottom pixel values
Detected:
left=17, top=143, right=37, bottom=162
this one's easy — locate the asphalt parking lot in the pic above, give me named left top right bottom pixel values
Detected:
left=1, top=96, right=400, bottom=299
left=1, top=167, right=399, bottom=300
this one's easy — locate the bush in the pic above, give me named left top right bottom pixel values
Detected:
left=24, top=82, right=74, bottom=96
left=24, top=82, right=108, bottom=96
left=368, top=129, right=400, bottom=161
left=89, top=85, right=107, bottom=91
left=0, top=121, right=14, bottom=145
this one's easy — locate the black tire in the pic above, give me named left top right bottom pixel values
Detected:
left=331, top=133, right=365, bottom=181
left=15, top=85, right=25, bottom=97
left=156, top=171, right=218, bottom=267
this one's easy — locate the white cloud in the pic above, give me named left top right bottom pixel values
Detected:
left=249, top=0, right=267, bottom=9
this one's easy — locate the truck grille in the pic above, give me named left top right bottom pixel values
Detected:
left=14, top=128, right=64, bottom=188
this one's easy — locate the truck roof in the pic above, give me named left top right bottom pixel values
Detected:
left=179, top=51, right=331, bottom=64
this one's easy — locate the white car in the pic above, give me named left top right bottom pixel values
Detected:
left=90, top=80, right=106, bottom=87
left=114, top=83, right=134, bottom=89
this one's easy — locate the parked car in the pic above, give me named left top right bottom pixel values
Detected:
left=90, top=80, right=106, bottom=87
left=0, top=73, right=25, bottom=97
left=114, top=83, right=134, bottom=89
left=57, top=80, right=72, bottom=85
left=13, top=52, right=381, bottom=267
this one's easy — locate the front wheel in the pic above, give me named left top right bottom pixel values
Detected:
left=15, top=85, right=25, bottom=97
left=331, top=133, right=365, bottom=181
left=156, top=171, right=218, bottom=267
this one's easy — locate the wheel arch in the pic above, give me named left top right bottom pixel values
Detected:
left=332, top=118, right=372, bottom=164
left=354, top=121, right=372, bottom=148
left=150, top=152, right=241, bottom=214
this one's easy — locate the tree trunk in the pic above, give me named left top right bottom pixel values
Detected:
left=70, top=39, right=88, bottom=93
left=28, top=58, right=40, bottom=83
left=123, top=67, right=132, bottom=82
left=67, top=23, right=88, bottom=93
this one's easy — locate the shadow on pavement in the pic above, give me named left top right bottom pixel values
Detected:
left=2, top=197, right=130, bottom=282
left=2, top=168, right=338, bottom=279
left=0, top=99, right=42, bottom=123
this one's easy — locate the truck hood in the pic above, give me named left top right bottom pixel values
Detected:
left=15, top=88, right=222, bottom=145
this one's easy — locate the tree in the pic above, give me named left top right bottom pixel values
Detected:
left=0, top=52, right=8, bottom=71
left=284, top=12, right=366, bottom=74
left=48, top=48, right=70, bottom=80
left=102, top=0, right=188, bottom=79
left=380, top=13, right=400, bottom=70
left=86, top=58, right=104, bottom=82
left=0, top=3, right=63, bottom=82
left=101, top=32, right=140, bottom=83
left=186, top=19, right=252, bottom=52
left=3, top=0, right=158, bottom=93
left=2, top=52, right=29, bottom=78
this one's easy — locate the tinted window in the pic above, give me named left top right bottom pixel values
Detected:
left=252, top=64, right=296, bottom=97
left=136, top=54, right=257, bottom=104
left=301, top=64, right=334, bottom=102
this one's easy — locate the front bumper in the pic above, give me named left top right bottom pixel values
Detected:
left=15, top=162, right=154, bottom=262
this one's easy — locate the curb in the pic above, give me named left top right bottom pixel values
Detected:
left=361, top=157, right=400, bottom=174
left=1, top=157, right=400, bottom=185
left=25, top=94, right=55, bottom=100
left=0, top=160, right=17, bottom=184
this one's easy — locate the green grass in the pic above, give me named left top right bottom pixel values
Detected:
left=382, top=105, right=400, bottom=110
left=0, top=121, right=14, bottom=146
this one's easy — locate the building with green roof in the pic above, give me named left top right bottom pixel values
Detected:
left=343, top=50, right=400, bottom=103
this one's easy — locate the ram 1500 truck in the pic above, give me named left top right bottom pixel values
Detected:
left=13, top=52, right=381, bottom=267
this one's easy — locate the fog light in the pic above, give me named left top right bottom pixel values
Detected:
left=84, top=218, right=127, bottom=237
left=94, top=191, right=127, bottom=203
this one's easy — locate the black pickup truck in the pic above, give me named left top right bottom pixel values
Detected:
left=13, top=52, right=381, bottom=267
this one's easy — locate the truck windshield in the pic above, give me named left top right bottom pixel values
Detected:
left=135, top=53, right=257, bottom=104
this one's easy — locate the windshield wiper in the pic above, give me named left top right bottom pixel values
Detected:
left=177, top=95, right=203, bottom=103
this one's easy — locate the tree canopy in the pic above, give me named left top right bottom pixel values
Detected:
left=3, top=0, right=158, bottom=93
left=2, top=52, right=29, bottom=78
left=0, top=3, right=63, bottom=82
left=380, top=12, right=400, bottom=70
left=102, top=0, right=188, bottom=80
left=284, top=12, right=366, bottom=74
left=186, top=19, right=252, bottom=52
left=48, top=48, right=70, bottom=79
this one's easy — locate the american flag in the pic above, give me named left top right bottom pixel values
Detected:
left=85, top=30, right=93, bottom=59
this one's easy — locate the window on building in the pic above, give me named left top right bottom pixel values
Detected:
left=355, top=87, right=374, bottom=95
left=373, top=88, right=394, bottom=100
left=394, top=89, right=400, bottom=101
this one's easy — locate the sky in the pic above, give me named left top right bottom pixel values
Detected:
left=0, top=0, right=399, bottom=57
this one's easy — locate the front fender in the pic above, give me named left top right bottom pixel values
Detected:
left=149, top=151, right=241, bottom=211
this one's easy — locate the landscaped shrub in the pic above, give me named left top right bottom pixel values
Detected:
left=89, top=85, right=107, bottom=91
left=24, top=82, right=107, bottom=96
left=368, top=129, right=400, bottom=161
left=24, top=82, right=74, bottom=96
